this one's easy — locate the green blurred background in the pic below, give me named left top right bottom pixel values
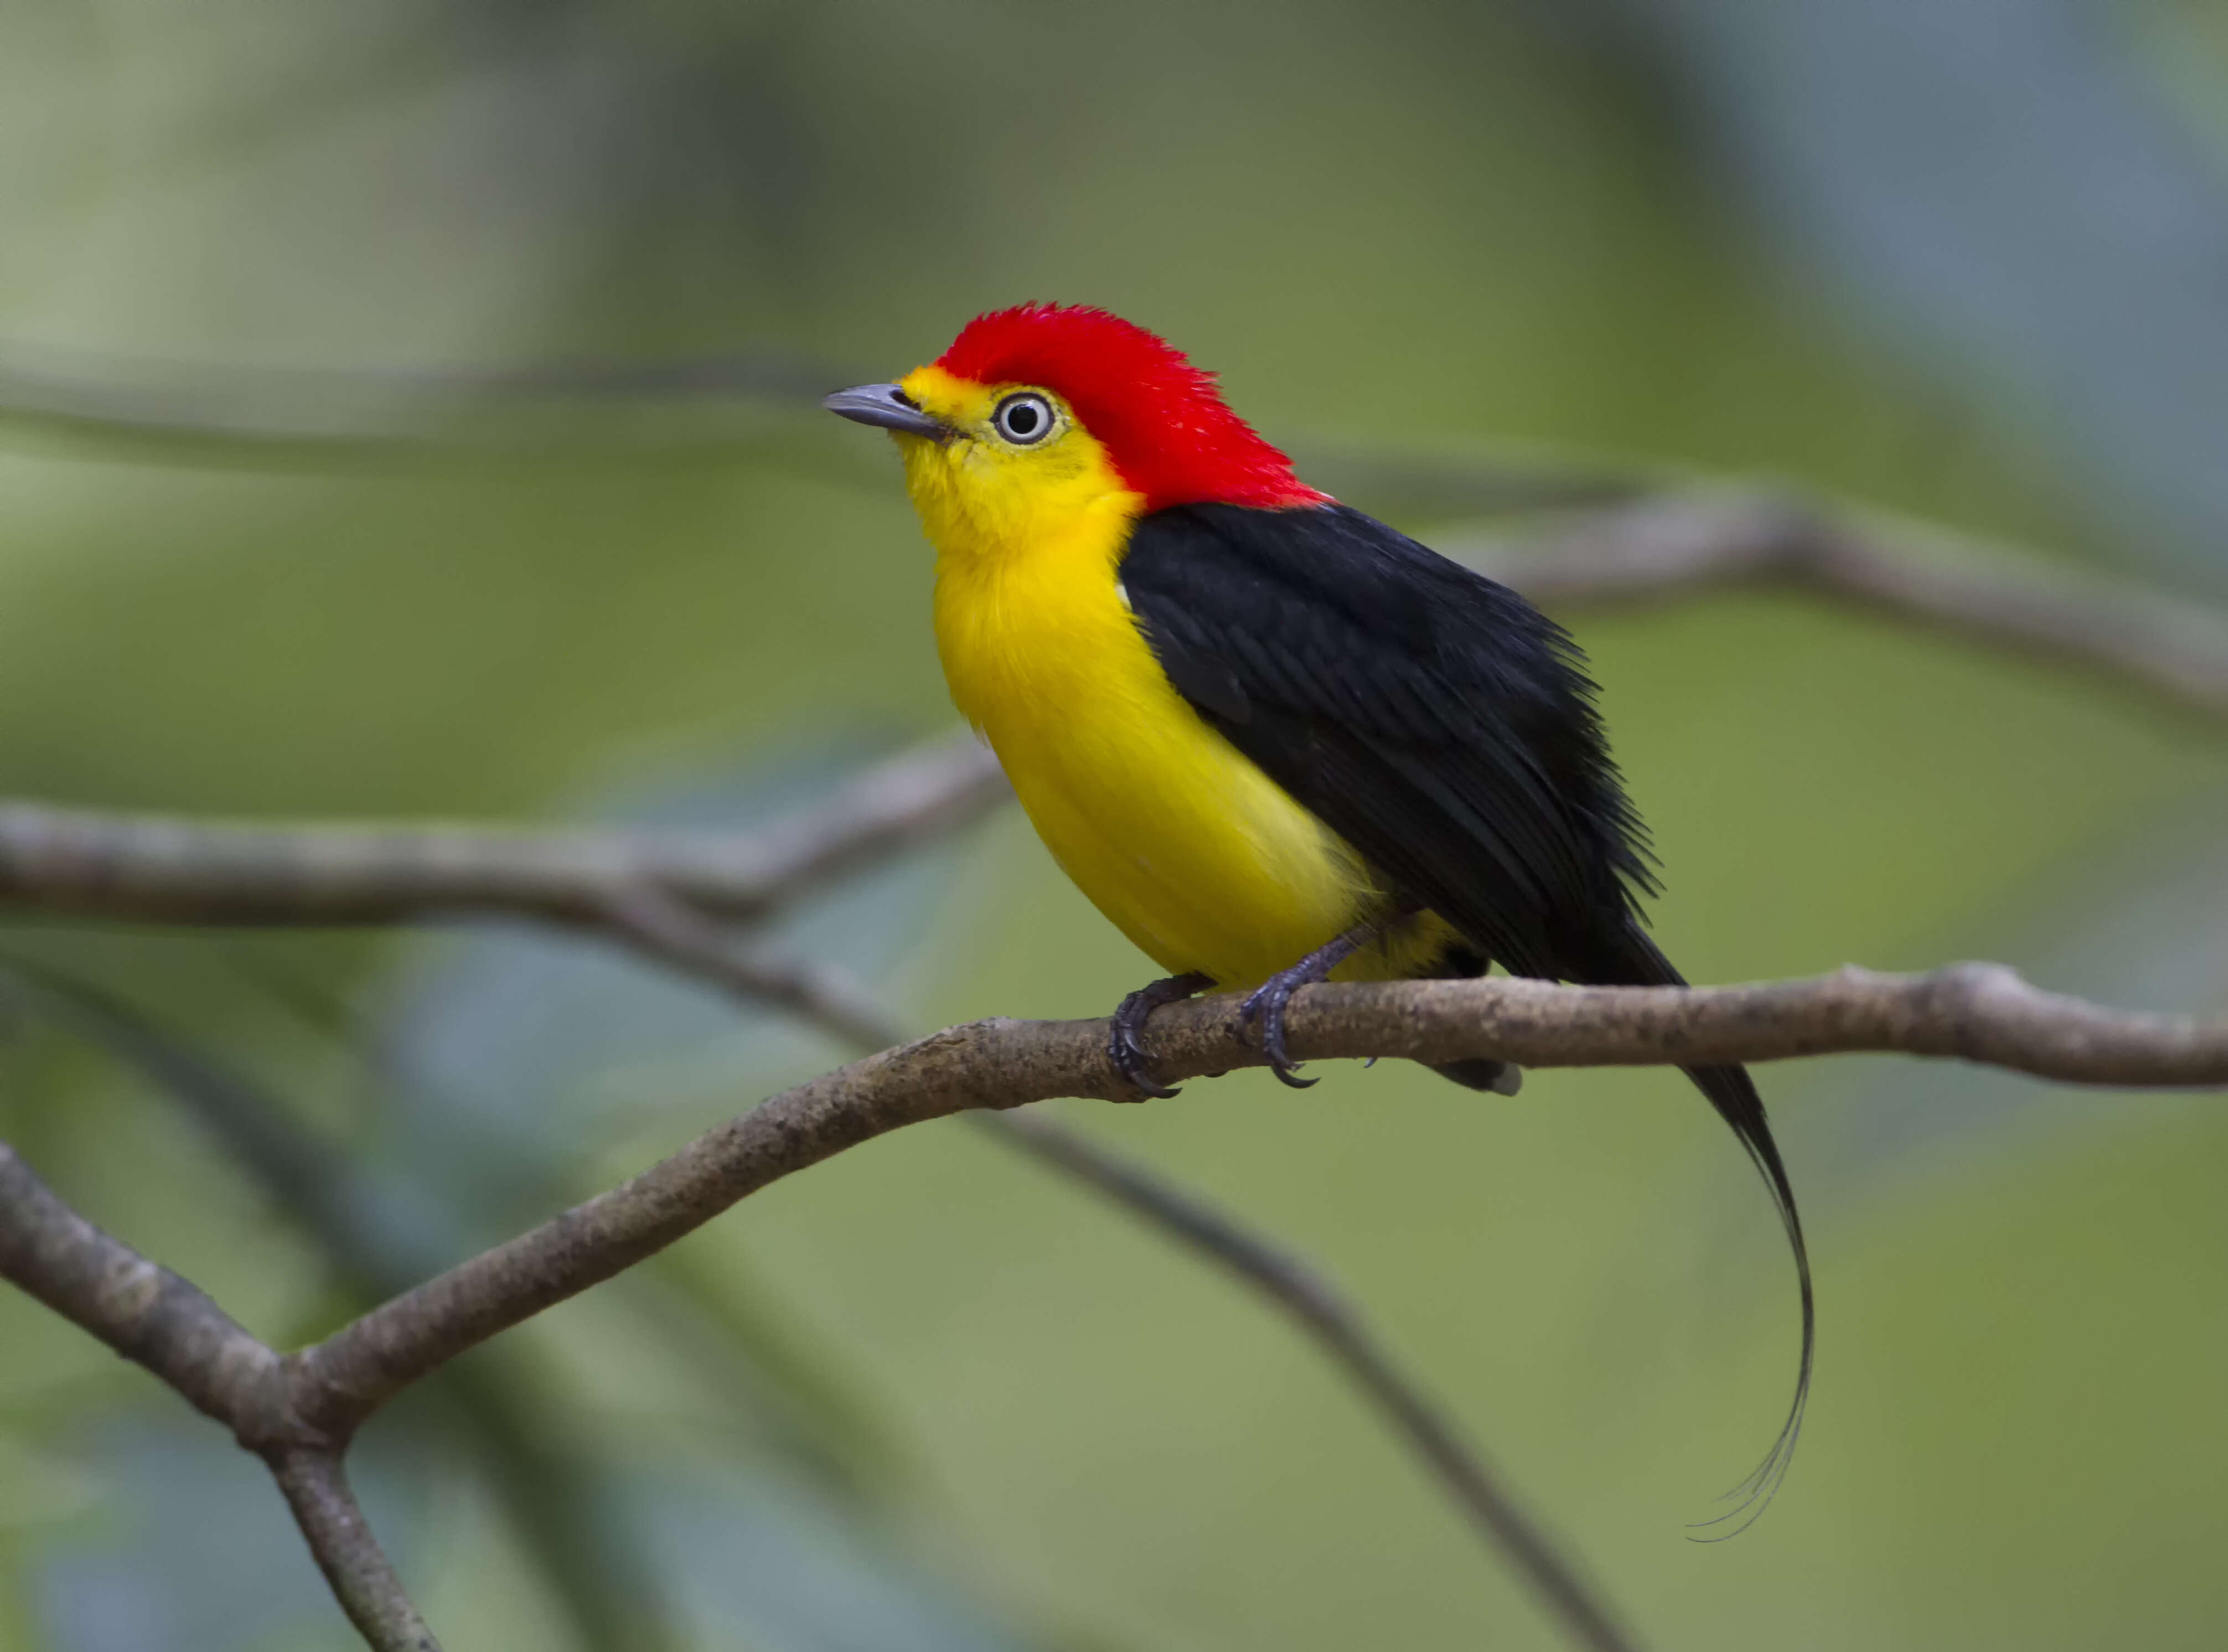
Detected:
left=4, top=2, right=2227, bottom=1648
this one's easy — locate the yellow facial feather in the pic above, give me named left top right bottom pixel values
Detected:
left=890, top=365, right=1142, bottom=575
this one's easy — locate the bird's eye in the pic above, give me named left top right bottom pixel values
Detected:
left=992, top=392, right=1054, bottom=445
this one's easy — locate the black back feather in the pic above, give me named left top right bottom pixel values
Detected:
left=1121, top=502, right=1812, bottom=1521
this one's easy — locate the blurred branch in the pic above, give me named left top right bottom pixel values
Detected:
left=0, top=345, right=856, bottom=469
left=9, top=338, right=2228, bottom=720
left=0, top=730, right=1008, bottom=927
left=17, top=496, right=2228, bottom=946
left=1451, top=493, right=2228, bottom=722
left=7, top=785, right=2216, bottom=1093
left=0, top=348, right=1639, bottom=518
left=601, top=882, right=906, bottom=1052
left=12, top=348, right=2225, bottom=722
left=0, top=1144, right=440, bottom=1652
left=9, top=344, right=2226, bottom=726
left=1283, top=438, right=1647, bottom=520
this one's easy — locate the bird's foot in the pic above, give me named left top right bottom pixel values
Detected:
left=1107, top=972, right=1212, bottom=1099
left=1237, top=972, right=1319, bottom=1087
left=1236, top=923, right=1379, bottom=1089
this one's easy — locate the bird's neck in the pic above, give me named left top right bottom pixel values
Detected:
left=917, top=462, right=1146, bottom=740
left=899, top=427, right=1142, bottom=582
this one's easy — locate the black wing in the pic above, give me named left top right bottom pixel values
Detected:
left=1120, top=501, right=1651, bottom=978
left=1120, top=500, right=1811, bottom=1521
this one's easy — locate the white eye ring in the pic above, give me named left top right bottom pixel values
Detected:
left=992, top=391, right=1054, bottom=445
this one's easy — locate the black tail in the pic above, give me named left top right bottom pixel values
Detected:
left=1590, top=924, right=1815, bottom=1535
left=1420, top=939, right=1524, bottom=1096
left=1431, top=1055, right=1524, bottom=1095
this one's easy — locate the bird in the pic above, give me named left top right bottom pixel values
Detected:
left=825, top=302, right=1811, bottom=1520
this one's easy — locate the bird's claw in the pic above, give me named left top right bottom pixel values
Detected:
left=1237, top=973, right=1319, bottom=1088
left=1107, top=972, right=1209, bottom=1099
left=1109, top=1020, right=1183, bottom=1100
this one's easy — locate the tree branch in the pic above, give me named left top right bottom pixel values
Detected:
left=0, top=1144, right=281, bottom=1431
left=284, top=961, right=2224, bottom=1437
left=0, top=1145, right=440, bottom=1652
left=1451, top=493, right=2228, bottom=721
left=268, top=1449, right=442, bottom=1652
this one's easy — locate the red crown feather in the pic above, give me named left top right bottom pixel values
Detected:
left=935, top=303, right=1331, bottom=513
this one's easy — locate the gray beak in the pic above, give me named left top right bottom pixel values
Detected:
left=821, top=382, right=949, bottom=440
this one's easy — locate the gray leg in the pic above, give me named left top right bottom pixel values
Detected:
left=1238, top=905, right=1416, bottom=1088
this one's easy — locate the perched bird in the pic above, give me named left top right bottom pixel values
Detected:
left=826, top=303, right=1811, bottom=1515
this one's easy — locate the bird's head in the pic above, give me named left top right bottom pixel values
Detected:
left=825, top=304, right=1328, bottom=555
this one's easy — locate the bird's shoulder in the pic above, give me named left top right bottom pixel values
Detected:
left=1115, top=501, right=1588, bottom=740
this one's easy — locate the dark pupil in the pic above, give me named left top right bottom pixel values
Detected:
left=1002, top=399, right=1042, bottom=438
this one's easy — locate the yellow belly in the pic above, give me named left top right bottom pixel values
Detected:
left=929, top=495, right=1440, bottom=988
